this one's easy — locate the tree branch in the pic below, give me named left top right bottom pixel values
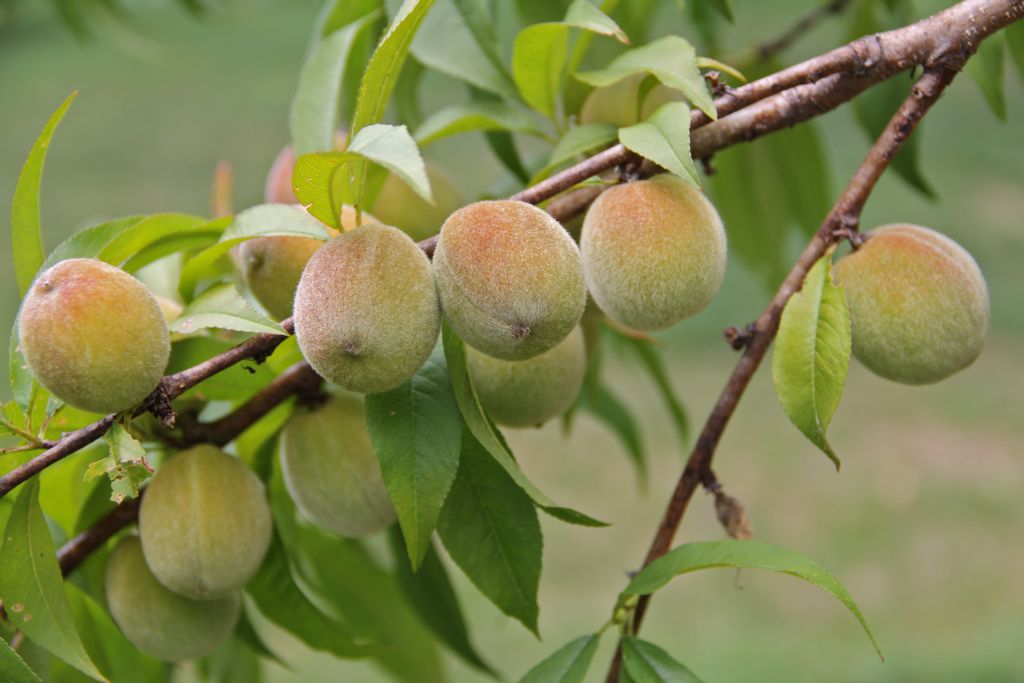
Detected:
left=603, top=13, right=1014, bottom=681
left=0, top=319, right=296, bottom=499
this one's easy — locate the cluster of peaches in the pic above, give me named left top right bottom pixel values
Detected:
left=13, top=142, right=988, bottom=661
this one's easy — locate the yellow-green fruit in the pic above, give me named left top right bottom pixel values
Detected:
left=371, top=164, right=464, bottom=242
left=467, top=326, right=585, bottom=428
left=579, top=74, right=683, bottom=127
left=18, top=258, right=170, bottom=414
left=833, top=224, right=989, bottom=385
left=139, top=445, right=272, bottom=600
left=238, top=206, right=371, bottom=320
left=434, top=200, right=586, bottom=360
left=106, top=536, right=240, bottom=662
left=581, top=175, right=727, bottom=331
left=280, top=394, right=395, bottom=536
left=294, top=223, right=440, bottom=393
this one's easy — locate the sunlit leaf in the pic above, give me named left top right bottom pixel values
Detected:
left=518, top=634, right=599, bottom=683
left=415, top=101, right=544, bottom=146
left=620, top=637, right=704, bottom=683
left=170, top=284, right=282, bottom=336
left=771, top=255, right=850, bottom=469
left=619, top=101, right=699, bottom=187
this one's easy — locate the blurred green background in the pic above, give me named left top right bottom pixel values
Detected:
left=2, top=1, right=1022, bottom=681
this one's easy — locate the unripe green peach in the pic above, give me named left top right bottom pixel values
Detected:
left=106, top=536, right=240, bottom=662
left=833, top=224, right=989, bottom=385
left=280, top=393, right=395, bottom=537
left=18, top=258, right=170, bottom=414
left=294, top=223, right=440, bottom=393
left=370, top=164, right=464, bottom=242
left=433, top=200, right=586, bottom=360
left=139, top=445, right=272, bottom=600
left=579, top=74, right=683, bottom=127
left=237, top=206, right=373, bottom=320
left=581, top=175, right=727, bottom=331
left=467, top=326, right=585, bottom=428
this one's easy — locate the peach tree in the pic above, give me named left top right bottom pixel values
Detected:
left=1, top=0, right=1021, bottom=681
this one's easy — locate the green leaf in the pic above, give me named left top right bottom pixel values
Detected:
left=619, top=102, right=700, bottom=187
left=1006, top=21, right=1024, bottom=80
left=169, top=284, right=282, bottom=336
left=620, top=637, right=704, bottom=683
left=346, top=123, right=433, bottom=204
left=12, top=92, right=77, bottom=297
left=518, top=634, right=599, bottom=683
left=178, top=204, right=330, bottom=299
left=83, top=424, right=152, bottom=504
left=388, top=527, right=495, bottom=675
left=578, top=378, right=645, bottom=478
left=9, top=321, right=34, bottom=411
left=765, top=121, right=832, bottom=235
left=441, top=324, right=607, bottom=527
left=278, top=496, right=442, bottom=683
left=616, top=335, right=689, bottom=448
left=351, top=0, right=437, bottom=137
left=41, top=216, right=147, bottom=269
left=531, top=122, right=617, bottom=183
left=513, top=23, right=571, bottom=119
left=623, top=540, right=883, bottom=659
left=408, top=0, right=519, bottom=100
left=290, top=12, right=380, bottom=156
left=707, top=138, right=789, bottom=290
left=563, top=0, right=629, bottom=44
left=93, top=214, right=210, bottom=267
left=437, top=431, right=543, bottom=634
left=771, top=256, right=850, bottom=469
left=696, top=0, right=733, bottom=22
left=415, top=101, right=544, bottom=146
left=0, top=636, right=41, bottom=683
left=0, top=480, right=106, bottom=681
left=365, top=347, right=462, bottom=570
left=290, top=151, right=363, bottom=229
left=512, top=2, right=626, bottom=119
left=576, top=37, right=716, bottom=119
left=966, top=33, right=1007, bottom=121
left=246, top=532, right=373, bottom=660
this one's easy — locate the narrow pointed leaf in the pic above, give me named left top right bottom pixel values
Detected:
left=441, top=324, right=607, bottom=527
left=518, top=634, right=599, bottom=683
left=366, top=347, right=462, bottom=569
left=415, top=101, right=544, bottom=146
left=966, top=34, right=1007, bottom=121
left=246, top=532, right=374, bottom=660
left=346, top=123, right=432, bottom=203
left=437, top=432, right=542, bottom=634
left=388, top=527, right=495, bottom=675
left=576, top=37, right=715, bottom=119
left=619, top=102, right=700, bottom=187
left=170, top=283, right=282, bottom=336
left=513, top=23, right=571, bottom=118
left=291, top=13, right=379, bottom=156
left=616, top=335, right=689, bottom=447
left=564, top=0, right=628, bottom=43
left=0, top=480, right=106, bottom=681
left=0, top=636, right=41, bottom=683
left=579, top=379, right=645, bottom=478
left=12, top=93, right=77, bottom=296
left=771, top=256, right=850, bottom=468
left=623, top=540, right=882, bottom=659
left=621, top=637, right=704, bottom=683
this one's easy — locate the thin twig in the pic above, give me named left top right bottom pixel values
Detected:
left=0, top=319, right=295, bottom=499
left=56, top=362, right=319, bottom=578
left=603, top=26, right=1009, bottom=683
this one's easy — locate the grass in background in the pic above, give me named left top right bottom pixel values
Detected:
left=3, top=1, right=1023, bottom=681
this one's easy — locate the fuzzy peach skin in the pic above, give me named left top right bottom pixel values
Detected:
left=139, top=445, right=272, bottom=600
left=580, top=175, right=727, bottom=331
left=280, top=393, right=396, bottom=537
left=18, top=258, right=170, bottom=414
left=467, top=326, right=586, bottom=428
left=294, top=223, right=440, bottom=393
left=833, top=224, right=989, bottom=385
left=433, top=200, right=587, bottom=360
left=106, top=536, right=240, bottom=662
left=237, top=205, right=372, bottom=320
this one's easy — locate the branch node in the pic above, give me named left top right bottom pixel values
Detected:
left=713, top=488, right=754, bottom=540
left=723, top=323, right=756, bottom=350
left=145, top=383, right=177, bottom=429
